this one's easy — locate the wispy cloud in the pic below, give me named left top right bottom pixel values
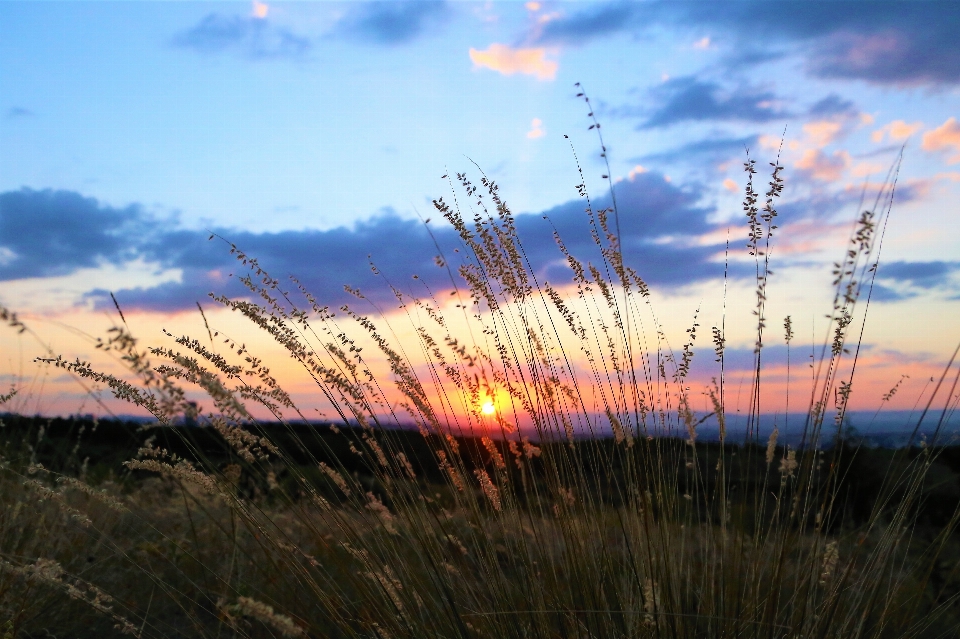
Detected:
left=251, top=1, right=269, bottom=20
left=526, top=118, right=544, bottom=139
left=4, top=107, right=33, bottom=119
left=922, top=118, right=960, bottom=164
left=634, top=136, right=757, bottom=167
left=171, top=12, right=311, bottom=60
left=795, top=149, right=851, bottom=182
left=807, top=94, right=858, bottom=119
left=794, top=94, right=871, bottom=148
left=802, top=121, right=844, bottom=147
left=873, top=260, right=960, bottom=301
left=469, top=44, right=558, bottom=80
left=631, top=77, right=789, bottom=129
left=533, top=1, right=638, bottom=46
left=332, top=1, right=448, bottom=46
left=872, top=120, right=923, bottom=144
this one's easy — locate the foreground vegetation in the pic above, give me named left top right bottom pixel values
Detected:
left=2, top=92, right=959, bottom=637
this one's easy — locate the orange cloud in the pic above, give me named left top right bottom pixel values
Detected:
left=795, top=149, right=851, bottom=181
left=469, top=44, right=558, bottom=80
left=525, top=1, right=540, bottom=10
left=693, top=36, right=711, bottom=50
left=251, top=0, right=269, bottom=19
left=871, top=119, right=923, bottom=143
left=526, top=117, right=544, bottom=139
left=759, top=134, right=799, bottom=151
left=722, top=178, right=738, bottom=192
left=803, top=120, right=843, bottom=147
left=922, top=117, right=960, bottom=163
left=628, top=165, right=647, bottom=181
left=851, top=161, right=885, bottom=178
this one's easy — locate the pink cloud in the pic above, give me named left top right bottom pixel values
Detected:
left=922, top=117, right=960, bottom=163
left=851, top=161, right=885, bottom=178
left=469, top=44, right=558, bottom=80
left=795, top=149, right=851, bottom=181
left=251, top=1, right=268, bottom=19
left=803, top=120, right=843, bottom=147
left=526, top=117, right=544, bottom=139
left=871, top=119, right=923, bottom=143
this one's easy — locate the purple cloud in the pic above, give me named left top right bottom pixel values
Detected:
left=532, top=2, right=960, bottom=86
left=332, top=1, right=449, bottom=46
left=1, top=173, right=736, bottom=313
left=172, top=12, right=311, bottom=60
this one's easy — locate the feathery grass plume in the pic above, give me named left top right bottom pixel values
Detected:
left=766, top=426, right=779, bottom=465
left=473, top=468, right=501, bottom=511
left=221, top=596, right=305, bottom=637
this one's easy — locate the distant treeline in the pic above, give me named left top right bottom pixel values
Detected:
left=3, top=413, right=960, bottom=528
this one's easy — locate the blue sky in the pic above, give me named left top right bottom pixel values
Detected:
left=1, top=1, right=959, bottom=415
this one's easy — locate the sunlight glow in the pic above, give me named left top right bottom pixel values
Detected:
left=481, top=401, right=496, bottom=415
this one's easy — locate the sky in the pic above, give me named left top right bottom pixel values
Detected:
left=1, top=1, right=959, bottom=424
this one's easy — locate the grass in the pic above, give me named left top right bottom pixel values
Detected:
left=1, top=87, right=959, bottom=638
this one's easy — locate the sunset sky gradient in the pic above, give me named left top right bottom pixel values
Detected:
left=1, top=1, right=958, bottom=424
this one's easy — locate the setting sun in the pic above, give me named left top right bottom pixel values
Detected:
left=481, top=401, right=496, bottom=415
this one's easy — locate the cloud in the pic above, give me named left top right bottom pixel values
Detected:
left=2, top=174, right=737, bottom=313
left=526, top=118, right=544, bottom=139
left=922, top=118, right=960, bottom=164
left=469, top=44, right=558, bottom=80
left=681, top=3, right=960, bottom=85
left=692, top=36, right=711, bottom=50
left=531, top=2, right=960, bottom=86
left=868, top=260, right=960, bottom=301
left=534, top=2, right=638, bottom=46
left=872, top=120, right=923, bottom=144
left=808, top=94, right=858, bottom=119
left=802, top=121, right=843, bottom=147
left=806, top=29, right=957, bottom=86
left=867, top=282, right=912, bottom=303
left=879, top=261, right=960, bottom=289
left=251, top=1, right=269, bottom=20
left=634, top=135, right=758, bottom=166
left=633, top=77, right=789, bottom=129
left=795, top=149, right=851, bottom=182
left=333, top=1, right=448, bottom=45
left=4, top=107, right=33, bottom=119
left=172, top=12, right=311, bottom=59
left=0, top=189, right=158, bottom=281
left=16, top=173, right=934, bottom=316
left=98, top=215, right=447, bottom=312
left=796, top=94, right=869, bottom=147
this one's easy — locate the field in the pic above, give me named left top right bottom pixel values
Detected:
left=1, top=123, right=960, bottom=638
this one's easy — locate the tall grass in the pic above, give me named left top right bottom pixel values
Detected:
left=1, top=88, right=959, bottom=638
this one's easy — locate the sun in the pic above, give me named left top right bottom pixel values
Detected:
left=481, top=401, right=496, bottom=415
